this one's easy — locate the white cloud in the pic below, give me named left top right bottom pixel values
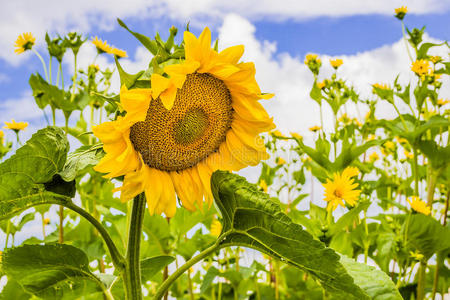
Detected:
left=2, top=0, right=449, bottom=65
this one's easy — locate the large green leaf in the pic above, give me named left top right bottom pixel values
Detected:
left=211, top=171, right=368, bottom=299
left=405, top=214, right=450, bottom=259
left=1, top=244, right=107, bottom=299
left=59, top=144, right=105, bottom=181
left=0, top=127, right=72, bottom=220
left=337, top=255, right=402, bottom=300
left=141, top=255, right=175, bottom=282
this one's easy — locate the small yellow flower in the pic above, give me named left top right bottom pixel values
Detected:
left=404, top=150, right=414, bottom=159
left=323, top=167, right=361, bottom=211
left=372, top=83, right=390, bottom=93
left=437, top=98, right=449, bottom=106
left=0, top=130, right=4, bottom=140
left=210, top=219, right=222, bottom=237
left=409, top=250, right=424, bottom=261
left=309, top=125, right=321, bottom=132
left=367, top=134, right=376, bottom=141
left=316, top=81, right=326, bottom=89
left=411, top=59, right=430, bottom=76
left=396, top=137, right=408, bottom=144
left=384, top=141, right=396, bottom=151
left=338, top=113, right=351, bottom=124
left=14, top=32, right=36, bottom=54
left=330, top=58, right=343, bottom=69
left=369, top=152, right=379, bottom=162
left=290, top=132, right=302, bottom=140
left=395, top=6, right=408, bottom=20
left=259, top=179, right=268, bottom=192
left=407, top=196, right=430, bottom=215
left=271, top=130, right=285, bottom=138
left=429, top=56, right=442, bottom=64
left=110, top=47, right=128, bottom=58
left=304, top=53, right=319, bottom=64
left=44, top=218, right=50, bottom=225
left=92, top=36, right=112, bottom=54
left=4, top=119, right=28, bottom=131
left=277, top=158, right=286, bottom=165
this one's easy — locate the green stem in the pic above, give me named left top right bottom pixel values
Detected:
left=426, top=168, right=438, bottom=207
left=122, top=194, right=146, bottom=300
left=416, top=261, right=427, bottom=300
left=89, top=105, right=94, bottom=144
left=412, top=147, right=419, bottom=196
left=70, top=54, right=78, bottom=102
left=49, top=57, right=53, bottom=84
left=52, top=108, right=56, bottom=126
left=56, top=62, right=60, bottom=87
left=401, top=21, right=414, bottom=63
left=32, top=48, right=49, bottom=82
left=363, top=210, right=369, bottom=264
left=154, top=242, right=221, bottom=300
left=4, top=220, right=11, bottom=249
left=59, top=62, right=64, bottom=89
left=63, top=201, right=125, bottom=270
left=187, top=268, right=195, bottom=300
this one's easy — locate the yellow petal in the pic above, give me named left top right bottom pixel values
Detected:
left=151, top=74, right=171, bottom=99
left=218, top=45, right=244, bottom=64
left=160, top=85, right=177, bottom=110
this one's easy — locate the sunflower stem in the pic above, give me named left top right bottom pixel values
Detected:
left=154, top=241, right=221, bottom=300
left=122, top=194, right=146, bottom=300
left=32, top=48, right=49, bottom=82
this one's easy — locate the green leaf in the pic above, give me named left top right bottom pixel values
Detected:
left=115, top=56, right=144, bottom=89
left=0, top=278, right=31, bottom=300
left=2, top=244, right=107, bottom=299
left=141, top=255, right=175, bottom=282
left=29, top=73, right=65, bottom=109
left=59, top=144, right=105, bottom=181
left=200, top=266, right=220, bottom=294
left=405, top=214, right=450, bottom=259
left=0, top=127, right=72, bottom=220
left=338, top=255, right=402, bottom=300
left=117, top=18, right=159, bottom=55
left=416, top=42, right=445, bottom=60
left=211, top=171, right=368, bottom=299
left=329, top=201, right=370, bottom=236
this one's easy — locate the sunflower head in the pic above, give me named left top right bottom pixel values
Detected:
left=111, top=47, right=128, bottom=58
left=4, top=119, right=28, bottom=132
left=93, top=27, right=274, bottom=217
left=14, top=32, right=35, bottom=54
left=395, top=6, right=408, bottom=20
left=323, top=167, right=361, bottom=211
left=92, top=36, right=112, bottom=54
left=407, top=196, right=430, bottom=215
left=411, top=59, right=430, bottom=76
left=330, top=58, right=343, bottom=69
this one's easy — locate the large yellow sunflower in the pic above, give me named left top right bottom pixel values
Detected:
left=93, top=28, right=274, bottom=217
left=322, top=167, right=361, bottom=211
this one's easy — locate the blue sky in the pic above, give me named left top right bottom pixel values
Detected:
left=1, top=10, right=449, bottom=102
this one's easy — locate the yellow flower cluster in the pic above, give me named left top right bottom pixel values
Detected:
left=304, top=53, right=320, bottom=64
left=395, top=6, right=408, bottom=20
left=92, top=36, right=128, bottom=58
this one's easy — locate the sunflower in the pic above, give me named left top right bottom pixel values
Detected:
left=411, top=59, right=430, bottom=76
left=4, top=119, right=28, bottom=131
left=110, top=47, right=128, bottom=58
left=92, top=36, right=112, bottom=54
left=14, top=33, right=35, bottom=54
left=407, top=196, right=430, bottom=215
left=323, top=167, right=361, bottom=211
left=93, top=28, right=274, bottom=217
left=395, top=6, right=408, bottom=20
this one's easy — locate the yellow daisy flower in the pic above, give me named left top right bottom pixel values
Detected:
left=0, top=130, right=4, bottom=140
left=411, top=59, right=430, bottom=76
left=330, top=58, right=343, bottom=69
left=304, top=53, right=319, bottom=64
left=110, top=47, right=128, bottom=58
left=437, top=98, right=449, bottom=106
left=395, top=6, right=408, bottom=20
left=323, top=167, right=361, bottom=211
left=277, top=157, right=286, bottom=165
left=44, top=218, right=51, bottom=225
left=259, top=179, right=268, bottom=193
left=92, top=36, right=112, bottom=54
left=429, top=56, right=442, bottom=64
left=369, top=152, right=379, bottom=162
left=309, top=125, right=321, bottom=132
left=210, top=219, right=222, bottom=237
left=93, top=27, right=275, bottom=217
left=372, top=83, right=390, bottom=93
left=271, top=130, right=285, bottom=137
left=14, top=32, right=36, bottom=54
left=407, top=196, right=430, bottom=215
left=404, top=150, right=414, bottom=159
left=316, top=81, right=326, bottom=89
left=290, top=132, right=302, bottom=140
left=4, top=119, right=28, bottom=131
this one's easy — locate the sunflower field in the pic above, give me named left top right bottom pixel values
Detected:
left=0, top=7, right=449, bottom=300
